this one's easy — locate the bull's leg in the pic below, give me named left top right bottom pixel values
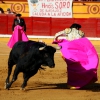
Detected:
left=21, top=70, right=38, bottom=90
left=21, top=73, right=31, bottom=90
left=5, top=58, right=15, bottom=85
left=5, top=66, right=20, bottom=90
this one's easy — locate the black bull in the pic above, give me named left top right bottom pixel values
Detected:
left=5, top=40, right=57, bottom=90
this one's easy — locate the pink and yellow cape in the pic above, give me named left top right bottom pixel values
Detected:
left=53, top=38, right=99, bottom=89
left=7, top=25, right=28, bottom=48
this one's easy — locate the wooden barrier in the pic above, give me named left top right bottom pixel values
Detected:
left=0, top=15, right=100, bottom=37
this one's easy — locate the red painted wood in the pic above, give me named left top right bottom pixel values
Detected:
left=0, top=15, right=100, bottom=37
left=0, top=14, right=8, bottom=34
left=51, top=18, right=74, bottom=36
left=32, top=17, right=51, bottom=36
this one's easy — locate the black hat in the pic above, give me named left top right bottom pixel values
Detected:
left=16, top=13, right=22, bottom=17
left=70, top=23, right=81, bottom=29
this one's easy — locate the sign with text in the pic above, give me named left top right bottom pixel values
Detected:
left=28, top=0, right=73, bottom=18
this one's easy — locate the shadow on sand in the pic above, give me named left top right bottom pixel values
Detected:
left=24, top=82, right=100, bottom=92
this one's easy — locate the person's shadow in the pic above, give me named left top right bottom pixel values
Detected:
left=48, top=82, right=100, bottom=92
left=26, top=82, right=100, bottom=92
left=80, top=82, right=100, bottom=92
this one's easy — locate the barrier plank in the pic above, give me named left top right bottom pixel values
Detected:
left=0, top=15, right=7, bottom=34
left=7, top=15, right=15, bottom=35
left=0, top=15, right=99, bottom=37
left=32, top=17, right=51, bottom=36
left=96, top=19, right=100, bottom=37
left=51, top=18, right=74, bottom=36
left=23, top=17, right=33, bottom=35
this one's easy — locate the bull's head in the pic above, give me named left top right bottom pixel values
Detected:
left=39, top=46, right=61, bottom=68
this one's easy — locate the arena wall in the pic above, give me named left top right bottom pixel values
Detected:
left=0, top=1, right=100, bottom=38
left=0, top=15, right=100, bottom=37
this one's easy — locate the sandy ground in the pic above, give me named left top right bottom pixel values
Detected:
left=0, top=38, right=100, bottom=100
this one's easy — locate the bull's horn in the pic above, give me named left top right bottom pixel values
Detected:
left=55, top=46, right=62, bottom=50
left=39, top=47, right=45, bottom=50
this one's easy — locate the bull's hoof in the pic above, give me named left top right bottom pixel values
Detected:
left=4, top=85, right=6, bottom=89
left=4, top=83, right=9, bottom=90
left=4, top=85, right=10, bottom=90
left=4, top=83, right=11, bottom=90
left=20, top=87, right=26, bottom=91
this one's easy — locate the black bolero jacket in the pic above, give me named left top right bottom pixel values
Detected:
left=12, top=18, right=26, bottom=32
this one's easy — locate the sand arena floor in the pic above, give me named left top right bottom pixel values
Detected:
left=0, top=38, right=100, bottom=100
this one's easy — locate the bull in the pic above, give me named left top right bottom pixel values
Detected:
left=5, top=40, right=57, bottom=90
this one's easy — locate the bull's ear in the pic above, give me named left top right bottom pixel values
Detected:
left=39, top=47, right=45, bottom=50
left=55, top=46, right=62, bottom=50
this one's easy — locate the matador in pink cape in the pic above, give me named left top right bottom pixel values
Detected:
left=53, top=23, right=99, bottom=89
left=7, top=25, right=28, bottom=48
left=53, top=38, right=99, bottom=89
left=7, top=14, right=28, bottom=48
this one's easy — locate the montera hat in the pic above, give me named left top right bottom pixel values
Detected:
left=16, top=13, right=22, bottom=17
left=70, top=23, right=81, bottom=29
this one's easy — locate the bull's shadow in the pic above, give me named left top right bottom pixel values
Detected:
left=27, top=82, right=100, bottom=92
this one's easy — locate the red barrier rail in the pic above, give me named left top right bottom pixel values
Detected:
left=0, top=15, right=100, bottom=37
